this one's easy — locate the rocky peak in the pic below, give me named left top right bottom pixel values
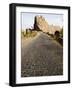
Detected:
left=34, top=15, right=49, bottom=33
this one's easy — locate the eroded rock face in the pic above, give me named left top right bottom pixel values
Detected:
left=34, top=15, right=61, bottom=35
left=34, top=16, right=49, bottom=33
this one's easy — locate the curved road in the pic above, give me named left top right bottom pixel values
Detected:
left=21, top=32, right=63, bottom=77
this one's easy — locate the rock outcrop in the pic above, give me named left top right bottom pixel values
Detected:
left=34, top=15, right=61, bottom=35
left=34, top=16, right=49, bottom=33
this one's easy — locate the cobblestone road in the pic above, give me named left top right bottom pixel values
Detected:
left=21, top=32, right=63, bottom=77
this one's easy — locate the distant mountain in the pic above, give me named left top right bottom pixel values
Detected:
left=48, top=25, right=61, bottom=35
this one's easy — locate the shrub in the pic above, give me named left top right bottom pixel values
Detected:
left=21, top=31, right=37, bottom=38
left=54, top=31, right=60, bottom=40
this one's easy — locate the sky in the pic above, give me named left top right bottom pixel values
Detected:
left=21, top=12, right=63, bottom=31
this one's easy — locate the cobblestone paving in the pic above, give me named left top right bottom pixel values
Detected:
left=21, top=32, right=63, bottom=77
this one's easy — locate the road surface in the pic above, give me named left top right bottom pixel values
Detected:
left=21, top=32, right=63, bottom=77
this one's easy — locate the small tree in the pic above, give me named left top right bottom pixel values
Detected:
left=26, top=29, right=28, bottom=34
left=55, top=31, right=60, bottom=40
left=60, top=28, right=63, bottom=38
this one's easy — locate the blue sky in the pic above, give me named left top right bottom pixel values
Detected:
left=21, top=12, right=63, bottom=30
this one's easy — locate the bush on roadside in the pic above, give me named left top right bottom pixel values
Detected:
left=21, top=30, right=37, bottom=38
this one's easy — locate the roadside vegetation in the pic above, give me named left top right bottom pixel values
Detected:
left=21, top=29, right=37, bottom=38
left=46, top=28, right=63, bottom=46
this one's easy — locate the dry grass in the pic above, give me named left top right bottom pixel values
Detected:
left=21, top=31, right=37, bottom=38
